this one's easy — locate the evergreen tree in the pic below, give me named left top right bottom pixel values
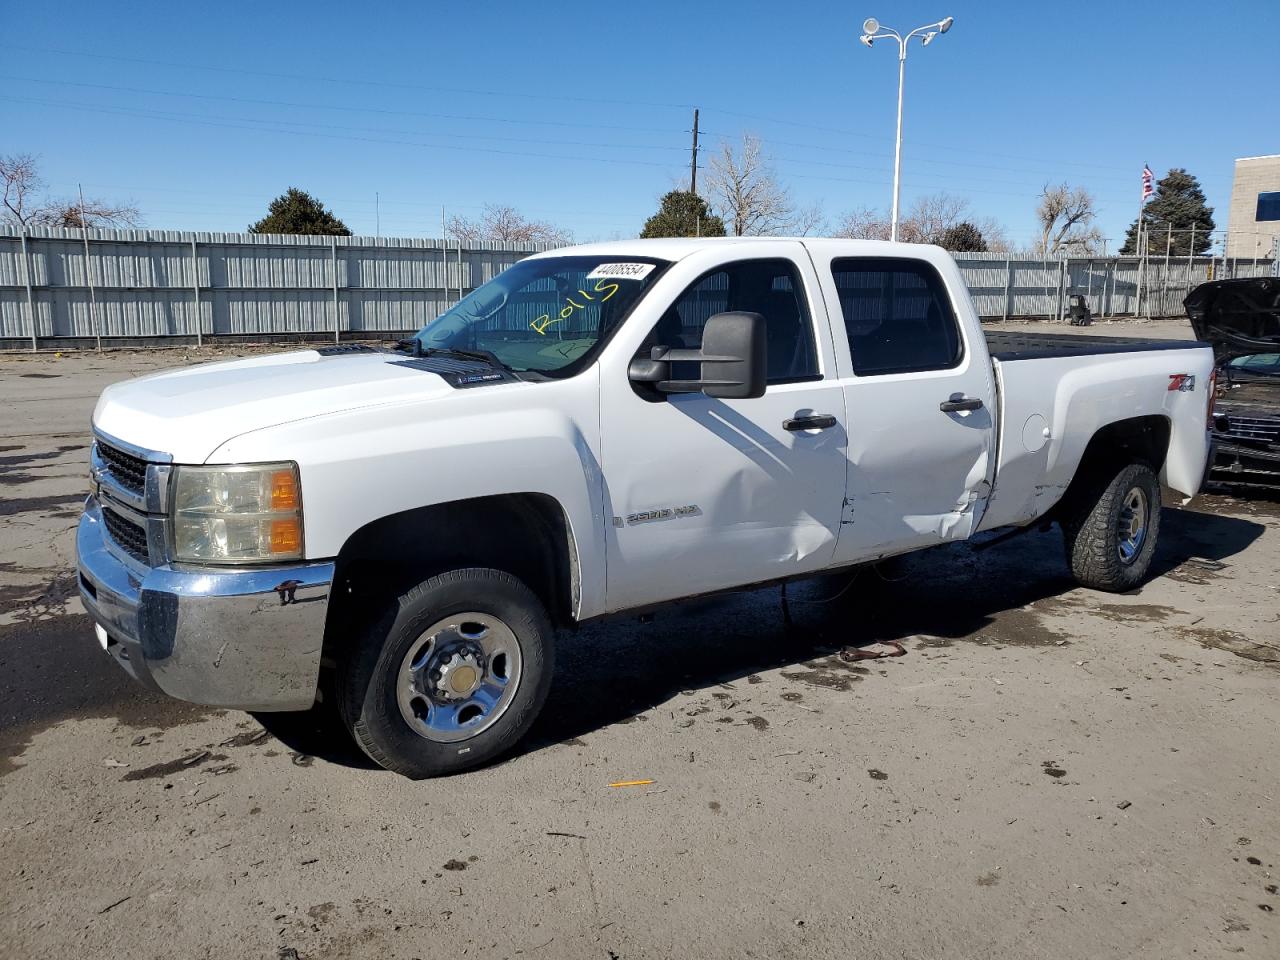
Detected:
left=1120, top=168, right=1214, bottom=256
left=640, top=190, right=726, bottom=238
left=249, top=188, right=350, bottom=235
left=937, top=221, right=988, bottom=252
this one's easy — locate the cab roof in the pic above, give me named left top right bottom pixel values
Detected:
left=528, top=236, right=939, bottom=262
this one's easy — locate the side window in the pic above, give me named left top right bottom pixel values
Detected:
left=831, top=258, right=963, bottom=376
left=644, top=259, right=819, bottom=384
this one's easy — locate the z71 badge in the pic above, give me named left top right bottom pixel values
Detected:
left=1167, top=373, right=1196, bottom=392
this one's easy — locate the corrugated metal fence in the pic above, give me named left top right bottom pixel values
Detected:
left=959, top=251, right=1274, bottom=321
left=1, top=226, right=1274, bottom=348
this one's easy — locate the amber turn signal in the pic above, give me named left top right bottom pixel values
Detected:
left=270, top=469, right=300, bottom=511
left=270, top=518, right=302, bottom=554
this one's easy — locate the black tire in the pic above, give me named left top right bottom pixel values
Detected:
left=1061, top=462, right=1161, bottom=592
left=339, top=567, right=554, bottom=778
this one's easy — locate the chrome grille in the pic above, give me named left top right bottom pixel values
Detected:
left=1218, top=416, right=1280, bottom=445
left=102, top=506, right=150, bottom=563
left=97, top=442, right=148, bottom=496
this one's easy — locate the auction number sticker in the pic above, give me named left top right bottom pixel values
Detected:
left=586, top=262, right=655, bottom=281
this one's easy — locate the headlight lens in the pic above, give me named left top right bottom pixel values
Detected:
left=171, top=463, right=303, bottom=563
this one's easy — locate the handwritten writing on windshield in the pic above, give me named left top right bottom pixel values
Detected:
left=530, top=278, right=619, bottom=336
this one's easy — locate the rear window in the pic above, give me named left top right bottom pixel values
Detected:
left=830, top=258, right=963, bottom=376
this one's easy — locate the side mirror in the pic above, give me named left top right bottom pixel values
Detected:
left=628, top=311, right=767, bottom=400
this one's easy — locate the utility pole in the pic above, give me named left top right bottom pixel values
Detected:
left=689, top=108, right=700, bottom=196
left=79, top=183, right=100, bottom=352
left=376, top=192, right=381, bottom=239
left=690, top=108, right=700, bottom=238
left=441, top=205, right=450, bottom=303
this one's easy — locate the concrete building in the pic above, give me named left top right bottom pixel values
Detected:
left=1227, top=155, right=1280, bottom=259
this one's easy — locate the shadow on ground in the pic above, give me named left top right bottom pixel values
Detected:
left=519, top=502, right=1267, bottom=754
left=2, top=500, right=1265, bottom=775
left=0, top=614, right=215, bottom=778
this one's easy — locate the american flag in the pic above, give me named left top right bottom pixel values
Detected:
left=1142, top=164, right=1154, bottom=201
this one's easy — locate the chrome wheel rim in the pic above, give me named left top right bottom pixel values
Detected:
left=396, top=613, right=523, bottom=743
left=1116, top=487, right=1149, bottom=565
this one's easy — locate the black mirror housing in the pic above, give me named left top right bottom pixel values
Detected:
left=697, top=311, right=766, bottom=399
left=628, top=311, right=767, bottom=400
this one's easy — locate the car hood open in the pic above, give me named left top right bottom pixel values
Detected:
left=1185, top=276, right=1280, bottom=363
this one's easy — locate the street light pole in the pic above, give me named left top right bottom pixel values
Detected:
left=860, top=15, right=954, bottom=242
left=891, top=48, right=905, bottom=240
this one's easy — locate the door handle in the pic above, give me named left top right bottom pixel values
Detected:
left=939, top=397, right=984, bottom=413
left=783, top=414, right=837, bottom=431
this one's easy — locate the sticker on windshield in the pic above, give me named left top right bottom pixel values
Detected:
left=586, top=262, right=655, bottom=281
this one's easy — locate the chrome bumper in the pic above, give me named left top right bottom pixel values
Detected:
left=75, top=496, right=334, bottom=711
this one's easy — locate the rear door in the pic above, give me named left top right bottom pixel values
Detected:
left=807, top=248, right=997, bottom=563
left=598, top=246, right=847, bottom=611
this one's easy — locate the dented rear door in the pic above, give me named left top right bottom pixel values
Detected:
left=809, top=245, right=997, bottom=563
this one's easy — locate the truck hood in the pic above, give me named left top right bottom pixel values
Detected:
left=93, top=349, right=457, bottom=462
left=1185, top=277, right=1280, bottom=363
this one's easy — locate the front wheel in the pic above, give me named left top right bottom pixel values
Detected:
left=339, top=568, right=555, bottom=778
left=1061, top=462, right=1162, bottom=592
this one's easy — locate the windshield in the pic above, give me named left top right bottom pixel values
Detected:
left=412, top=255, right=670, bottom=376
left=1228, top=353, right=1280, bottom=377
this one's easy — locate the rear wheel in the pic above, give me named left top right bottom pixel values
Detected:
left=1061, top=462, right=1161, bottom=592
left=339, top=568, right=554, bottom=778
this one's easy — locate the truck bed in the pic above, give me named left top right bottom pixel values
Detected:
left=984, top=330, right=1205, bottom=362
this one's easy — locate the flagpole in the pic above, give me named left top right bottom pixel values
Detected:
left=1135, top=163, right=1149, bottom=317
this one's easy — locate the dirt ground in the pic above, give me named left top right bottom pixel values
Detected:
left=1, top=322, right=1277, bottom=960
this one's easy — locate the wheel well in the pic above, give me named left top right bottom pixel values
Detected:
left=322, top=493, right=577, bottom=663
left=1053, top=414, right=1170, bottom=520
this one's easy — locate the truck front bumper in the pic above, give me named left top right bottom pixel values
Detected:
left=76, top=496, right=335, bottom=711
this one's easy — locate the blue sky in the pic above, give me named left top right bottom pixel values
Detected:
left=4, top=0, right=1276, bottom=248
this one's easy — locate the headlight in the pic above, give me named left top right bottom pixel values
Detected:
left=171, top=463, right=303, bottom=564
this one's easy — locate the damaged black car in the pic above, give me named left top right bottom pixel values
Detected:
left=1185, top=276, right=1280, bottom=486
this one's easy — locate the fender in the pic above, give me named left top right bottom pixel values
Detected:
left=206, top=368, right=606, bottom=620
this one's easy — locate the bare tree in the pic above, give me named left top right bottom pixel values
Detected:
left=909, top=192, right=969, bottom=243
left=833, top=192, right=1009, bottom=249
left=832, top=205, right=893, bottom=241
left=447, top=204, right=571, bottom=245
left=790, top=203, right=828, bottom=237
left=972, top=216, right=1011, bottom=254
left=705, top=134, right=796, bottom=236
left=34, top=198, right=141, bottom=229
left=1, top=153, right=140, bottom=228
left=0, top=153, right=43, bottom=225
left=1036, top=183, right=1102, bottom=255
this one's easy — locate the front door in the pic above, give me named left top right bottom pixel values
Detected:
left=810, top=250, right=998, bottom=564
left=599, top=249, right=848, bottom=612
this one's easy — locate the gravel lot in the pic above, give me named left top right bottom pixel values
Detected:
left=2, top=323, right=1278, bottom=960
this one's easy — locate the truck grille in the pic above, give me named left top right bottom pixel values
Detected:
left=1218, top=416, right=1280, bottom=446
left=102, top=506, right=150, bottom=563
left=97, top=441, right=148, bottom=497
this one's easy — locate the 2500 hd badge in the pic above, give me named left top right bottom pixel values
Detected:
left=621, top=504, right=701, bottom=525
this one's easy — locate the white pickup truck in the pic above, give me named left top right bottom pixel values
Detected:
left=77, top=238, right=1215, bottom=777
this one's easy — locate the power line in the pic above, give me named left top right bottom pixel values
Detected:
left=4, top=46, right=1140, bottom=178
left=0, top=44, right=696, bottom=111
left=0, top=95, right=678, bottom=169
left=701, top=131, right=1139, bottom=185
left=705, top=108, right=1138, bottom=175
left=0, top=75, right=688, bottom=138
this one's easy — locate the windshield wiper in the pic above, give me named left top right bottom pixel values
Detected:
left=394, top=339, right=515, bottom=373
left=422, top=346, right=515, bottom=373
